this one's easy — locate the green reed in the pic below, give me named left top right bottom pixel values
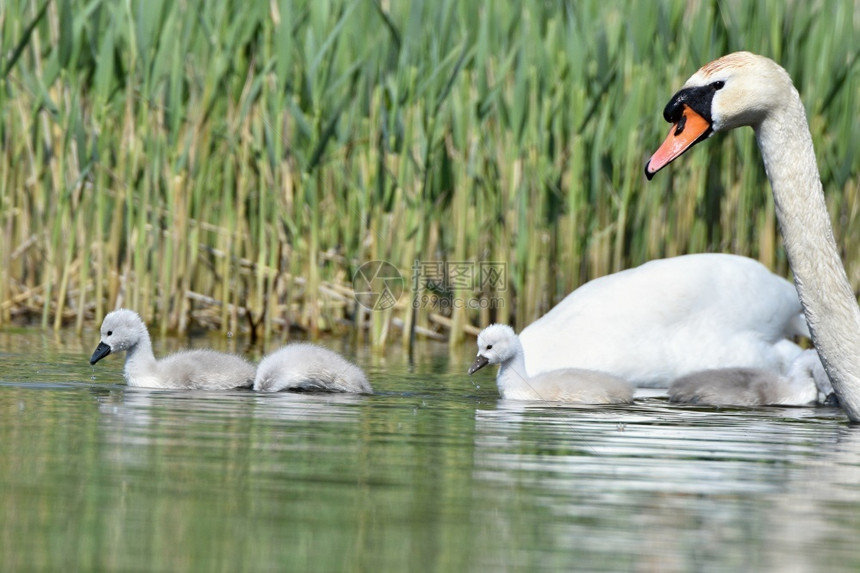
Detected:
left=0, top=0, right=857, bottom=351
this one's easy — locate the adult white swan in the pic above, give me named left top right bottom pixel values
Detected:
left=645, top=51, right=860, bottom=420
left=518, top=253, right=809, bottom=388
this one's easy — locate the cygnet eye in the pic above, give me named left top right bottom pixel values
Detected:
left=486, top=344, right=493, bottom=350
left=106, top=331, right=113, bottom=337
left=712, top=80, right=725, bottom=90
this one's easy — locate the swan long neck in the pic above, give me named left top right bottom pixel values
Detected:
left=756, top=93, right=860, bottom=420
left=496, top=342, right=533, bottom=395
left=123, top=330, right=158, bottom=384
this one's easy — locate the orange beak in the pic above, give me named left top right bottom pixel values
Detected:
left=644, top=105, right=712, bottom=179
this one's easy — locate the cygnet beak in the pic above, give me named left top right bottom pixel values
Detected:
left=468, top=354, right=490, bottom=375
left=90, top=342, right=112, bottom=365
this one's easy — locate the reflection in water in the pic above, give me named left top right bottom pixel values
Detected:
left=0, top=328, right=859, bottom=571
left=764, top=426, right=860, bottom=571
left=471, top=400, right=849, bottom=571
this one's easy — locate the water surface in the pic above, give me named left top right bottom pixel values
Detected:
left=1, top=327, right=858, bottom=572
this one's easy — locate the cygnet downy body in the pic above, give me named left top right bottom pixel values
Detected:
left=668, top=349, right=836, bottom=406
left=254, top=343, right=372, bottom=394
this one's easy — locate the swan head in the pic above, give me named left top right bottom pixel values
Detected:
left=645, top=51, right=796, bottom=178
left=90, top=309, right=149, bottom=365
left=468, top=324, right=520, bottom=375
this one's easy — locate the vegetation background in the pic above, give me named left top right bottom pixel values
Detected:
left=1, top=0, right=858, bottom=350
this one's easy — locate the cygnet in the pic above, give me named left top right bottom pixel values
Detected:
left=90, top=309, right=255, bottom=390
left=254, top=343, right=372, bottom=394
left=668, top=349, right=836, bottom=406
left=469, top=324, right=634, bottom=404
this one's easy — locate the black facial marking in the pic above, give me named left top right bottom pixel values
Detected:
left=673, top=113, right=687, bottom=136
left=662, top=83, right=721, bottom=125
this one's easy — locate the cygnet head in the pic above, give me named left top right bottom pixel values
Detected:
left=90, top=309, right=150, bottom=365
left=468, top=324, right=520, bottom=375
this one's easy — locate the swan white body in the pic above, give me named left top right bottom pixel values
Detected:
left=90, top=309, right=255, bottom=390
left=254, top=343, right=372, bottom=394
left=646, top=51, right=860, bottom=420
left=469, top=324, right=634, bottom=404
left=669, top=349, right=835, bottom=407
left=518, top=253, right=808, bottom=388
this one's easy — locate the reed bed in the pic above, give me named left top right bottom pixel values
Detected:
left=1, top=0, right=858, bottom=350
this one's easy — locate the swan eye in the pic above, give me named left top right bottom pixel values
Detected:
left=486, top=344, right=493, bottom=350
left=106, top=330, right=113, bottom=337
left=712, top=80, right=725, bottom=90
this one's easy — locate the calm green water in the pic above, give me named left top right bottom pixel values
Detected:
left=1, top=328, right=860, bottom=572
